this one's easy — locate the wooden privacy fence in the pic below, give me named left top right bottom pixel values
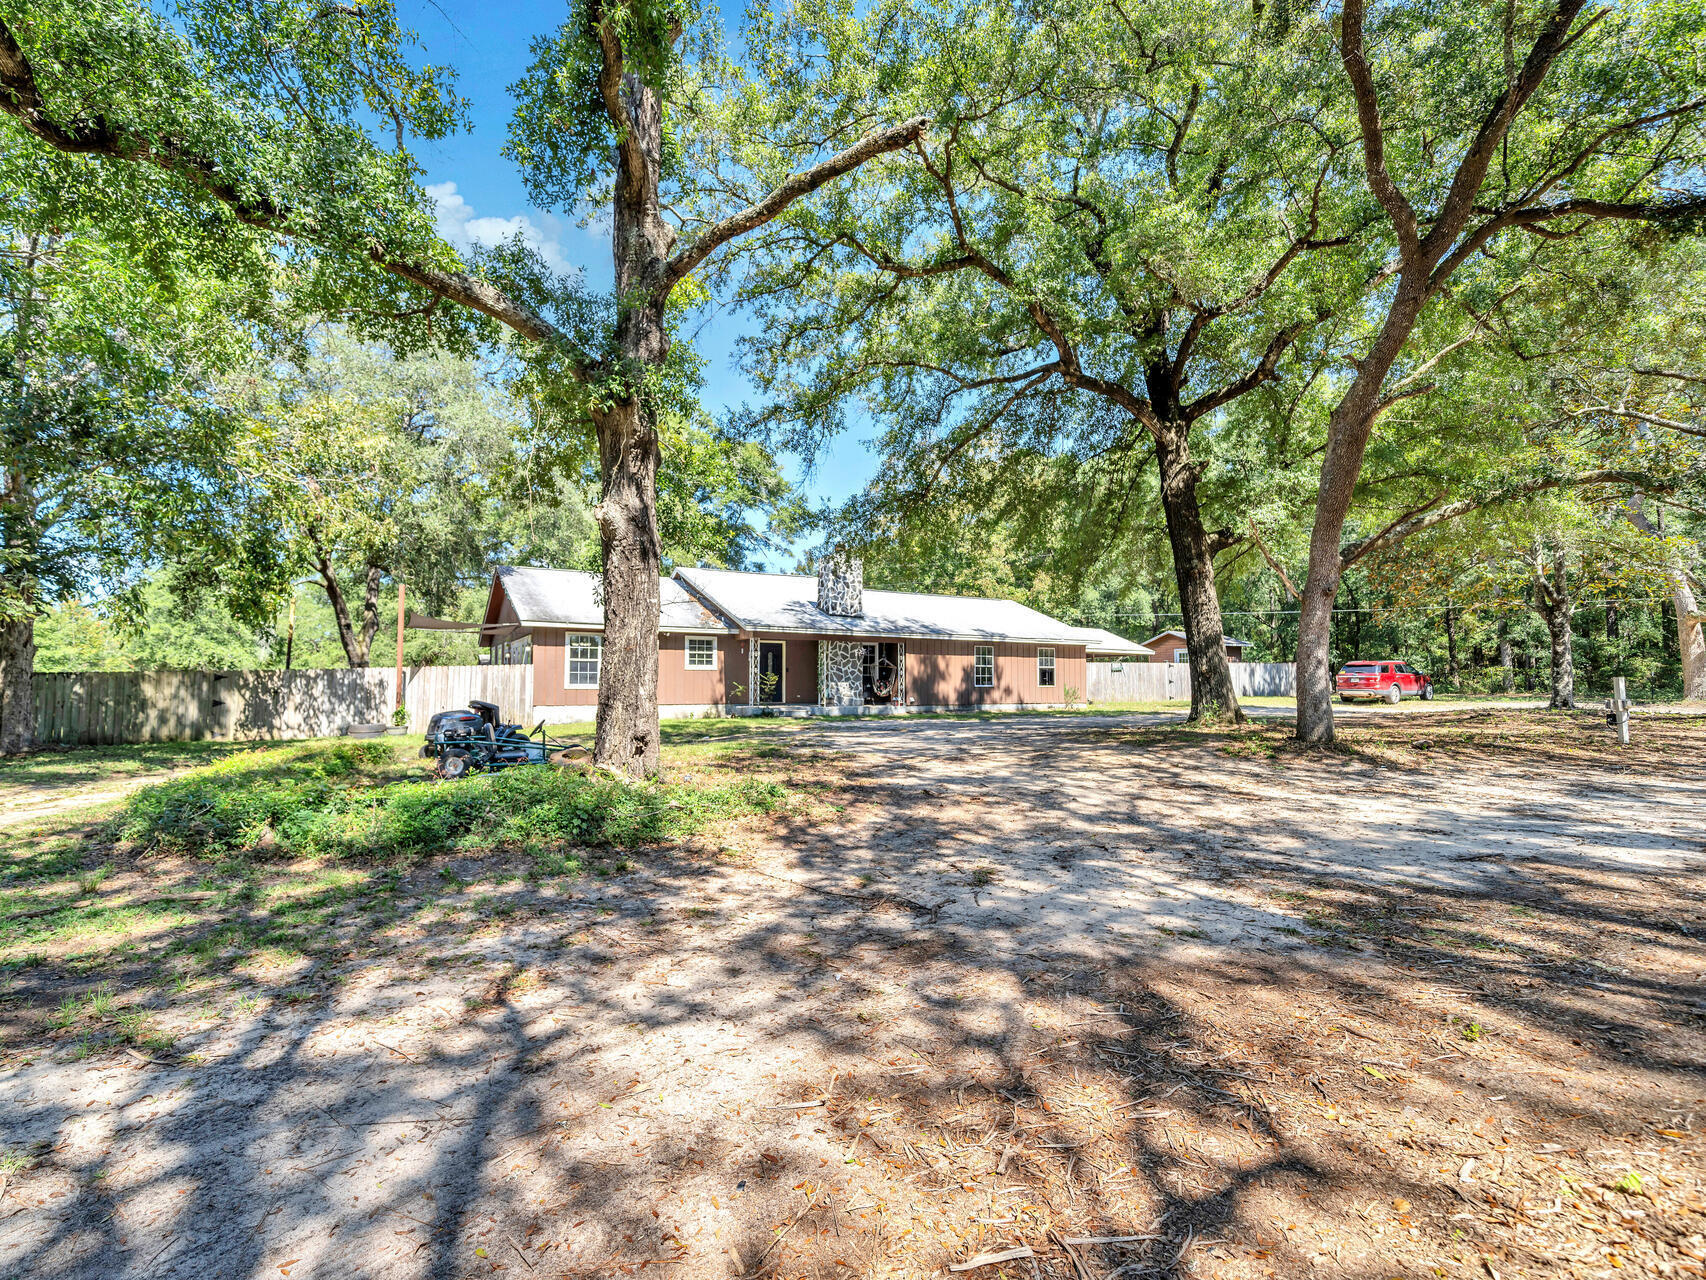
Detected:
left=397, top=665, right=532, bottom=734
left=33, top=665, right=535, bottom=746
left=1087, top=660, right=1295, bottom=703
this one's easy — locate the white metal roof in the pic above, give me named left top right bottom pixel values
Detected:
left=672, top=567, right=1088, bottom=644
left=491, top=566, right=735, bottom=634
left=1067, top=626, right=1154, bottom=657
left=1141, top=629, right=1255, bottom=649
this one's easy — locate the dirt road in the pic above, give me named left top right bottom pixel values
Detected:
left=3, top=711, right=1702, bottom=1279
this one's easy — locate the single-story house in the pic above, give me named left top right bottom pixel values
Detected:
left=480, top=557, right=1094, bottom=718
left=1139, top=629, right=1254, bottom=664
left=1068, top=627, right=1154, bottom=662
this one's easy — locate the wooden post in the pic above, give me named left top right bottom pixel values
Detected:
left=395, top=581, right=407, bottom=722
left=1608, top=675, right=1630, bottom=745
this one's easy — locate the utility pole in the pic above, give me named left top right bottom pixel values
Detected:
left=394, top=581, right=406, bottom=726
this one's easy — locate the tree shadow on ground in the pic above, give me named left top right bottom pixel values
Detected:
left=1, top=712, right=1702, bottom=1278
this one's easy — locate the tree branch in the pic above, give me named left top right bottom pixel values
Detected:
left=1341, top=468, right=1675, bottom=566
left=1340, top=0, right=1419, bottom=253
left=1248, top=520, right=1301, bottom=600
left=1564, top=404, right=1706, bottom=438
left=659, top=116, right=929, bottom=298
left=0, top=15, right=575, bottom=358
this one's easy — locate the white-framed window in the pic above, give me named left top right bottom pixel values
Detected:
left=686, top=635, right=716, bottom=669
left=974, top=645, right=994, bottom=688
left=1174, top=648, right=1189, bottom=664
left=1037, top=647, right=1056, bottom=686
left=494, top=635, right=532, bottom=666
left=567, top=634, right=603, bottom=688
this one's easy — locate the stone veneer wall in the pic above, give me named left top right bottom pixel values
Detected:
left=817, top=553, right=863, bottom=616
left=818, top=639, right=863, bottom=707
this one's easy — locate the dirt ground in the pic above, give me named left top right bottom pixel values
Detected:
left=2, top=709, right=1703, bottom=1280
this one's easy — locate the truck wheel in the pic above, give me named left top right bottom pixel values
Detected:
left=1385, top=683, right=1402, bottom=704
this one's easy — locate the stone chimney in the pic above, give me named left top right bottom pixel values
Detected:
left=816, top=551, right=863, bottom=617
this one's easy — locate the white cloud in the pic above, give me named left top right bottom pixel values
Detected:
left=425, top=181, right=578, bottom=277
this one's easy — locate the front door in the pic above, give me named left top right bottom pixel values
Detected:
left=757, top=642, right=786, bottom=704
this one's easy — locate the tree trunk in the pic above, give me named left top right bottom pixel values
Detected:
left=1673, top=574, right=1706, bottom=703
left=1443, top=602, right=1459, bottom=683
left=0, top=614, right=35, bottom=754
left=1626, top=497, right=1702, bottom=694
left=592, top=64, right=674, bottom=779
left=1496, top=626, right=1514, bottom=693
left=1542, top=602, right=1575, bottom=709
left=591, top=397, right=664, bottom=778
left=315, top=549, right=381, bottom=668
left=1154, top=427, right=1243, bottom=723
left=359, top=564, right=382, bottom=665
left=1293, top=282, right=1429, bottom=742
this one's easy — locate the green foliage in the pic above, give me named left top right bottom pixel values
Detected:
left=111, top=739, right=784, bottom=861
left=0, top=218, right=287, bottom=633
left=506, top=0, right=707, bottom=213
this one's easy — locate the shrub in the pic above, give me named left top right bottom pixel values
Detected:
left=111, top=740, right=783, bottom=863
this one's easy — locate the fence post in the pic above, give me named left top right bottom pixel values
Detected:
left=1607, top=676, right=1630, bottom=745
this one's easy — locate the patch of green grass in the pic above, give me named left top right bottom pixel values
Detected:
left=109, top=739, right=785, bottom=863
left=1611, top=1171, right=1644, bottom=1194
left=0, top=740, right=259, bottom=793
left=0, top=1147, right=35, bottom=1175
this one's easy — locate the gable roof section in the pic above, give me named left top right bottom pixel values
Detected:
left=1067, top=626, right=1154, bottom=657
left=485, top=566, right=735, bottom=634
left=1140, top=629, right=1255, bottom=649
left=672, top=567, right=1086, bottom=644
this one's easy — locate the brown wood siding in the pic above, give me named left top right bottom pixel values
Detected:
left=1148, top=635, right=1244, bottom=664
left=534, top=627, right=598, bottom=705
left=906, top=640, right=1085, bottom=707
left=1149, top=636, right=1187, bottom=665
left=658, top=633, right=730, bottom=704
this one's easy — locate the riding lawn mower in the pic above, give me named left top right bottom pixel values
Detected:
left=421, top=700, right=589, bottom=779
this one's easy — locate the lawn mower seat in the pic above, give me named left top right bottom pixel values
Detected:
left=468, top=700, right=501, bottom=730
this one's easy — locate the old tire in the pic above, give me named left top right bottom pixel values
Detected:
left=346, top=722, right=390, bottom=738
left=1385, top=684, right=1402, bottom=704
left=437, top=750, right=472, bottom=780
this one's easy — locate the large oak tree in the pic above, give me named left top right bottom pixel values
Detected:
left=1291, top=0, right=1706, bottom=740
left=0, top=0, right=923, bottom=775
left=736, top=0, right=1375, bottom=722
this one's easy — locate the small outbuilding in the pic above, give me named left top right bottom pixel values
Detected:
left=1067, top=627, right=1155, bottom=662
left=1139, top=629, right=1254, bottom=664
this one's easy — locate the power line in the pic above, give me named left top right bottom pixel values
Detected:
left=1086, top=597, right=1675, bottom=620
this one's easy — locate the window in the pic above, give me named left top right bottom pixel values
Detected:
left=686, top=636, right=716, bottom=669
left=1037, top=647, right=1056, bottom=687
left=567, top=634, right=602, bottom=687
left=494, top=636, right=531, bottom=666
left=1174, top=648, right=1190, bottom=664
left=974, top=645, right=994, bottom=688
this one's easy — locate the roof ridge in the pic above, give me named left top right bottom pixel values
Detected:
left=677, top=565, right=1034, bottom=609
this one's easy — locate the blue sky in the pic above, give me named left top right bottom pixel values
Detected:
left=402, top=0, right=880, bottom=566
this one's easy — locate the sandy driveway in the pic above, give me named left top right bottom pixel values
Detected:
left=3, top=712, right=1703, bottom=1279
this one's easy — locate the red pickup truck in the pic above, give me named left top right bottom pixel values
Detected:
left=1336, top=660, right=1434, bottom=704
